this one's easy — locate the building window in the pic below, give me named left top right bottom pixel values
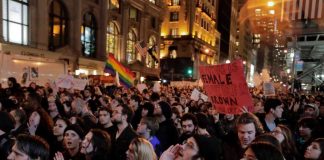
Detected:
left=149, top=0, right=155, bottom=4
left=170, top=12, right=179, bottom=21
left=170, top=50, right=177, bottom=58
left=151, top=17, right=156, bottom=29
left=170, top=28, right=178, bottom=36
left=106, top=22, right=118, bottom=56
left=146, top=36, right=157, bottom=68
left=2, top=0, right=28, bottom=45
left=126, top=30, right=136, bottom=63
left=129, top=8, right=138, bottom=21
left=171, top=0, right=180, bottom=5
left=81, top=12, right=96, bottom=57
left=49, top=0, right=68, bottom=50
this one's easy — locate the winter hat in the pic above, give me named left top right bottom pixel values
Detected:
left=193, top=134, right=221, bottom=160
left=0, top=111, right=15, bottom=133
left=304, top=103, right=319, bottom=117
left=64, top=124, right=85, bottom=139
left=158, top=101, right=172, bottom=119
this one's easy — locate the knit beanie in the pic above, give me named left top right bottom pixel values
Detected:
left=64, top=124, right=85, bottom=139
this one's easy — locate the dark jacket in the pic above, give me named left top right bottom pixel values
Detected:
left=156, top=119, right=179, bottom=152
left=110, top=125, right=138, bottom=160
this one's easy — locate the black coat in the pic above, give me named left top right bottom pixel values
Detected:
left=110, top=125, right=138, bottom=160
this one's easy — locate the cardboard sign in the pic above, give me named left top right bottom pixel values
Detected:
left=56, top=75, right=74, bottom=89
left=199, top=60, right=253, bottom=114
left=263, top=82, right=275, bottom=97
left=190, top=88, right=208, bottom=102
left=72, top=78, right=88, bottom=90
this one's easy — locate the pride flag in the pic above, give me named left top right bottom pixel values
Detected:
left=104, top=53, right=135, bottom=88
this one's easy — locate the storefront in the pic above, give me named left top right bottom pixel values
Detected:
left=0, top=43, right=68, bottom=87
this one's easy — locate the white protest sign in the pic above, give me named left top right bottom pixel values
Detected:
left=153, top=82, right=161, bottom=93
left=137, top=84, right=147, bottom=93
left=72, top=78, right=88, bottom=90
left=55, top=75, right=74, bottom=89
left=191, top=88, right=209, bottom=102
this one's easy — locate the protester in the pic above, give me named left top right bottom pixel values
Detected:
left=126, top=137, right=157, bottom=160
left=80, top=129, right=111, bottom=160
left=242, top=141, right=284, bottom=160
left=7, top=134, right=49, bottom=160
left=304, top=138, right=324, bottom=160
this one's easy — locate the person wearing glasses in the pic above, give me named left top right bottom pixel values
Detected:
left=272, top=124, right=300, bottom=160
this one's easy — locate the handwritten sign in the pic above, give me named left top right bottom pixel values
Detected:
left=199, top=60, right=253, bottom=114
left=72, top=78, right=88, bottom=90
left=56, top=75, right=74, bottom=89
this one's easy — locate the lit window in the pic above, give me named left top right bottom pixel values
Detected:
left=81, top=12, right=97, bottom=57
left=106, top=22, right=118, bottom=56
left=126, top=30, right=136, bottom=63
left=170, top=12, right=179, bottom=21
left=171, top=0, right=180, bottom=5
left=109, top=0, right=119, bottom=9
left=49, top=0, right=68, bottom=50
left=149, top=0, right=156, bottom=4
left=2, top=0, right=29, bottom=45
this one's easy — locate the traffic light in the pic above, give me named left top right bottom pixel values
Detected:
left=187, top=68, right=193, bottom=76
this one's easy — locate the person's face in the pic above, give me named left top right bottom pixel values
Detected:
left=48, top=102, right=57, bottom=112
left=81, top=132, right=94, bottom=154
left=112, top=106, right=124, bottom=124
left=29, top=111, right=40, bottom=126
left=182, top=120, right=196, bottom=135
left=53, top=119, right=68, bottom=137
left=241, top=147, right=257, bottom=160
left=136, top=120, right=148, bottom=135
left=84, top=90, right=91, bottom=98
left=141, top=108, right=148, bottom=117
left=304, top=107, right=316, bottom=117
left=237, top=123, right=256, bottom=149
left=272, top=127, right=285, bottom=143
left=153, top=103, right=162, bottom=116
left=181, top=137, right=199, bottom=160
left=69, top=117, right=77, bottom=124
left=273, top=105, right=284, bottom=118
left=7, top=143, right=29, bottom=160
left=64, top=130, right=82, bottom=149
left=7, top=80, right=13, bottom=87
left=299, top=126, right=312, bottom=138
left=99, top=110, right=111, bottom=125
left=126, top=143, right=135, bottom=160
left=304, top=142, right=322, bottom=159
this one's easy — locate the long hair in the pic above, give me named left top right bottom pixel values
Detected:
left=130, top=137, right=157, bottom=160
left=313, top=138, right=324, bottom=160
left=277, top=124, right=299, bottom=159
left=249, top=142, right=284, bottom=160
left=90, top=129, right=111, bottom=160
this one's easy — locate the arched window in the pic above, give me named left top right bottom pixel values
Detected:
left=126, top=30, right=136, bottom=63
left=106, top=22, right=118, bottom=55
left=2, top=0, right=29, bottom=45
left=146, top=36, right=157, bottom=68
left=81, top=12, right=96, bottom=57
left=49, top=0, right=68, bottom=50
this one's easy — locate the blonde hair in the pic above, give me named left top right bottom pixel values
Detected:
left=130, top=137, right=157, bottom=160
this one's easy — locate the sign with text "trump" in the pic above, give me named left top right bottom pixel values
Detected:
left=199, top=60, right=253, bottom=114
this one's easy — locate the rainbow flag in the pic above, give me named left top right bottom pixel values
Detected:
left=104, top=53, right=135, bottom=88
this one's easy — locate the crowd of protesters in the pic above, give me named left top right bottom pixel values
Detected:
left=0, top=76, right=324, bottom=160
